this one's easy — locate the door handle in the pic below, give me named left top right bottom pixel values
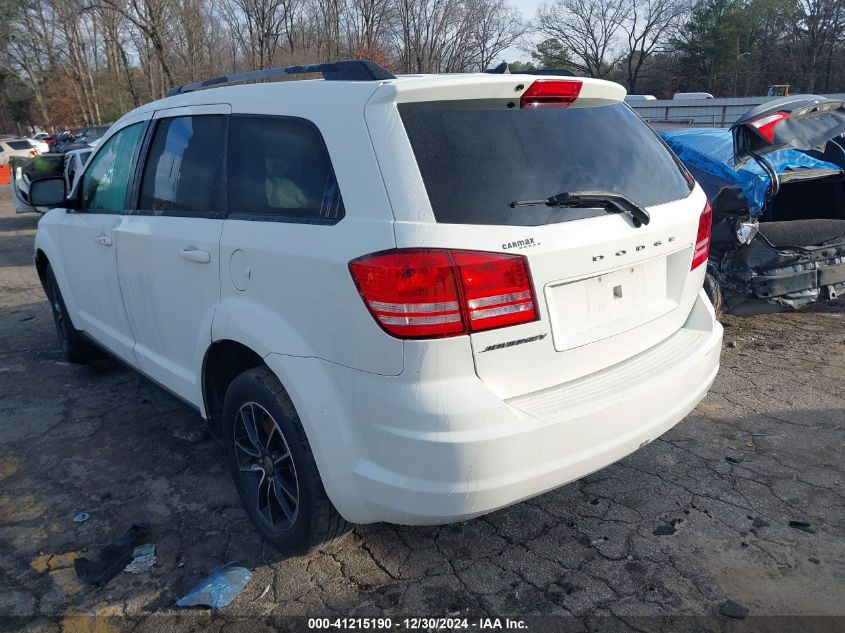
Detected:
left=95, top=234, right=113, bottom=246
left=178, top=247, right=211, bottom=264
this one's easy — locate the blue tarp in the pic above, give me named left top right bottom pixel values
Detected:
left=660, top=128, right=842, bottom=217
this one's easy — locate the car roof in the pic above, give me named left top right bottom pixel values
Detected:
left=114, top=73, right=625, bottom=128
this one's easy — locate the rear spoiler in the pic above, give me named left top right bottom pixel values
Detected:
left=484, top=62, right=575, bottom=77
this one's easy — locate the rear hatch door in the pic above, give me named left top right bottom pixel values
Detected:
left=367, top=76, right=708, bottom=399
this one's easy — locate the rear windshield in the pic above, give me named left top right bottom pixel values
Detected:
left=6, top=140, right=32, bottom=150
left=399, top=101, right=692, bottom=226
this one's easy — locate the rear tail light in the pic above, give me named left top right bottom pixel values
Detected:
left=29, top=149, right=37, bottom=157
left=747, top=111, right=790, bottom=143
left=349, top=249, right=538, bottom=339
left=520, top=79, right=582, bottom=109
left=691, top=200, right=712, bottom=270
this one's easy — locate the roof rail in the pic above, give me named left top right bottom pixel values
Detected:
left=166, top=59, right=396, bottom=97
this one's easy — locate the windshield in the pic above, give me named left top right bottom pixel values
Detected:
left=399, top=101, right=693, bottom=226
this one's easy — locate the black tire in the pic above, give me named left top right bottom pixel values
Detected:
left=222, top=366, right=351, bottom=554
left=44, top=265, right=97, bottom=363
left=704, top=271, right=724, bottom=320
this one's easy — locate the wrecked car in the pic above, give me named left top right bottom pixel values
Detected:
left=661, top=95, right=845, bottom=315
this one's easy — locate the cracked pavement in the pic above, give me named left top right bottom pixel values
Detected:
left=0, top=190, right=843, bottom=631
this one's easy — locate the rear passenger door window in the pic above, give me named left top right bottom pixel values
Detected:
left=138, top=115, right=227, bottom=217
left=228, top=115, right=344, bottom=223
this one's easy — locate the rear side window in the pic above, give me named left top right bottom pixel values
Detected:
left=6, top=140, right=31, bottom=150
left=399, top=102, right=693, bottom=226
left=228, top=115, right=344, bottom=223
left=139, top=115, right=226, bottom=216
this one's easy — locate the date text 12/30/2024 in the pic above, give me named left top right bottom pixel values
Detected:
left=307, top=618, right=528, bottom=630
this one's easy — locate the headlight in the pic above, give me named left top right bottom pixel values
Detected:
left=735, top=220, right=759, bottom=244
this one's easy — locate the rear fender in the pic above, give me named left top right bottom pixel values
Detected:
left=210, top=297, right=314, bottom=359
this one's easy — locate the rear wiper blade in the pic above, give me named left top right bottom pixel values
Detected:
left=509, top=190, right=651, bottom=227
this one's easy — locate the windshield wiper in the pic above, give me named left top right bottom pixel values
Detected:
left=509, top=191, right=651, bottom=228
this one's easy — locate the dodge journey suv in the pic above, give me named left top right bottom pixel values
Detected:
left=19, top=60, right=723, bottom=553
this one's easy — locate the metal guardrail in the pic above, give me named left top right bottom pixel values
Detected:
left=629, top=94, right=845, bottom=128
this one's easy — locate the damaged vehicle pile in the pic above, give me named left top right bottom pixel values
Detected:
left=662, top=95, right=845, bottom=315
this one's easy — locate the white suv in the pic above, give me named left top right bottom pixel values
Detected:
left=22, top=60, right=723, bottom=553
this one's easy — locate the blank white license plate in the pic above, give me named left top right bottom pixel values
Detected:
left=545, top=258, right=671, bottom=351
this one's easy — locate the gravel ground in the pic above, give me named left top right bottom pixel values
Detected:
left=0, top=189, right=843, bottom=632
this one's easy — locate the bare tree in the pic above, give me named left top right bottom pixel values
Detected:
left=218, top=0, right=301, bottom=69
left=793, top=0, right=844, bottom=92
left=94, top=0, right=176, bottom=90
left=345, top=0, right=394, bottom=50
left=469, top=0, right=526, bottom=70
left=619, top=0, right=687, bottom=92
left=536, top=0, right=627, bottom=78
left=0, top=0, right=56, bottom=124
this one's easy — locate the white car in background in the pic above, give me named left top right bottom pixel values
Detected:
left=28, top=137, right=50, bottom=154
left=19, top=60, right=722, bottom=554
left=0, top=138, right=38, bottom=165
left=673, top=92, right=715, bottom=100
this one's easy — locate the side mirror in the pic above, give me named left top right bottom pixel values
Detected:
left=29, top=177, right=67, bottom=208
left=712, top=186, right=748, bottom=217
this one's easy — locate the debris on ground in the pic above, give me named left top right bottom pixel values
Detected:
left=175, top=563, right=253, bottom=609
left=751, top=517, right=770, bottom=528
left=124, top=544, right=157, bottom=574
left=74, top=523, right=151, bottom=585
left=788, top=521, right=816, bottom=534
left=653, top=523, right=677, bottom=536
left=719, top=599, right=749, bottom=619
left=256, top=584, right=271, bottom=601
left=745, top=439, right=754, bottom=448
left=725, top=456, right=743, bottom=464
left=172, top=428, right=207, bottom=443
left=808, top=557, right=820, bottom=564
left=73, top=512, right=90, bottom=523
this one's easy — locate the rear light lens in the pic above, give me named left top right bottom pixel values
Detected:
left=520, top=79, right=582, bottom=109
left=748, top=111, right=790, bottom=143
left=691, top=200, right=712, bottom=270
left=349, top=249, right=538, bottom=339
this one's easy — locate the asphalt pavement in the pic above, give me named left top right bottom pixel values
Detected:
left=0, top=189, right=843, bottom=632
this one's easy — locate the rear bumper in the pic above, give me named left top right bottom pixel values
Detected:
left=266, top=290, right=722, bottom=525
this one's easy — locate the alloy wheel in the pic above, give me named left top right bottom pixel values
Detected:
left=233, top=402, right=300, bottom=530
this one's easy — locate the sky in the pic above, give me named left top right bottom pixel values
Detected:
left=512, top=0, right=543, bottom=19
left=502, top=0, right=545, bottom=64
